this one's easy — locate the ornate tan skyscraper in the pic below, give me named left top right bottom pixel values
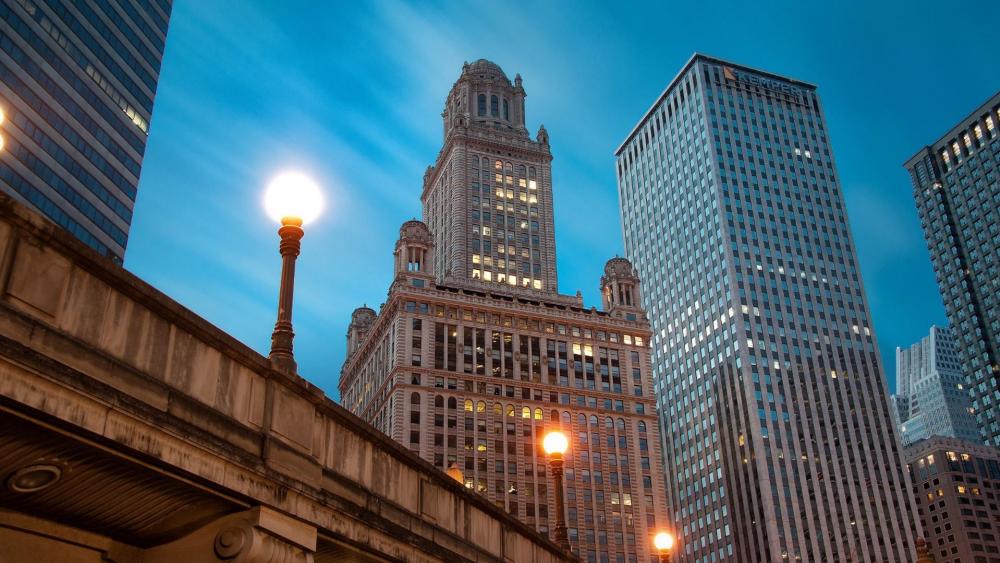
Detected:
left=341, top=61, right=669, bottom=562
left=423, top=59, right=557, bottom=293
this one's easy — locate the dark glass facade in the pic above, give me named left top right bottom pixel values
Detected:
left=0, top=0, right=171, bottom=261
left=905, top=91, right=1000, bottom=446
left=616, top=54, right=918, bottom=562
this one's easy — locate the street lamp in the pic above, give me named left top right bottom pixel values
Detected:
left=263, top=171, right=323, bottom=373
left=542, top=430, right=570, bottom=552
left=653, top=531, right=675, bottom=563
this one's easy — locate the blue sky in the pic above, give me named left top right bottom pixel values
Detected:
left=127, top=0, right=1000, bottom=398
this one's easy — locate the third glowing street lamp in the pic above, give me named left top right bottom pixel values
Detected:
left=263, top=171, right=323, bottom=374
left=542, top=430, right=570, bottom=552
left=653, top=531, right=676, bottom=563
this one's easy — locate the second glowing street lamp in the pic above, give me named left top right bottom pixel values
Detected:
left=542, top=430, right=570, bottom=553
left=263, top=172, right=323, bottom=373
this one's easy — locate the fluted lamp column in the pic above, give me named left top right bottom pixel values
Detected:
left=543, top=430, right=570, bottom=553
left=653, top=531, right=676, bottom=563
left=264, top=172, right=323, bottom=373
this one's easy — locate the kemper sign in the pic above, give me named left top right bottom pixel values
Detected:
left=723, top=66, right=805, bottom=100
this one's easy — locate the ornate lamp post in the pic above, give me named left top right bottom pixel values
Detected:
left=653, top=531, right=676, bottom=563
left=542, top=430, right=570, bottom=552
left=263, top=172, right=323, bottom=373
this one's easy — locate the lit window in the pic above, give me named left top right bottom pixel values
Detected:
left=464, top=400, right=473, bottom=412
left=529, top=180, right=537, bottom=190
left=532, top=280, right=542, bottom=289
left=522, top=407, right=531, bottom=418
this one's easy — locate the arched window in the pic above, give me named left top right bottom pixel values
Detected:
left=605, top=417, right=614, bottom=429
left=517, top=165, right=526, bottom=177
left=590, top=415, right=599, bottom=427
left=410, top=392, right=421, bottom=405
left=490, top=95, right=499, bottom=116
left=507, top=404, right=515, bottom=417
left=503, top=99, right=509, bottom=120
left=522, top=407, right=531, bottom=419
left=561, top=411, right=571, bottom=427
left=535, top=408, right=543, bottom=420
left=435, top=395, right=444, bottom=408
left=477, top=401, right=486, bottom=413
left=464, top=399, right=473, bottom=412
left=494, top=403, right=502, bottom=416
left=478, top=94, right=486, bottom=116
left=578, top=414, right=587, bottom=426
left=616, top=418, right=626, bottom=431
left=638, top=421, right=647, bottom=433
left=447, top=397, right=457, bottom=410
left=528, top=167, right=536, bottom=179
left=550, top=409, right=559, bottom=422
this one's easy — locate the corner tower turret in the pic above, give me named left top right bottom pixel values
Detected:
left=394, top=219, right=435, bottom=279
left=346, top=306, right=377, bottom=358
left=601, top=257, right=644, bottom=319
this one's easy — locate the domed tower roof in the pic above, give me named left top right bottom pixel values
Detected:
left=603, top=257, right=638, bottom=279
left=351, top=306, right=377, bottom=325
left=466, top=59, right=509, bottom=81
left=440, top=59, right=528, bottom=139
left=398, top=219, right=433, bottom=244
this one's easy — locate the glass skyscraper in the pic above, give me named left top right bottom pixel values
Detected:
left=0, top=0, right=172, bottom=261
left=905, top=92, right=1000, bottom=446
left=615, top=54, right=918, bottom=562
left=894, top=325, right=980, bottom=446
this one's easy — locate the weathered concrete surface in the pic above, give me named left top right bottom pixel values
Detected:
left=0, top=194, right=574, bottom=563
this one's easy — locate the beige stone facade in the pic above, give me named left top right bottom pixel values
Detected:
left=0, top=194, right=573, bottom=563
left=341, top=61, right=669, bottom=563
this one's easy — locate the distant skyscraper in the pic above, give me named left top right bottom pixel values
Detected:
left=340, top=60, right=669, bottom=562
left=0, top=0, right=172, bottom=261
left=894, top=325, right=980, bottom=446
left=905, top=92, right=1000, bottom=446
left=616, top=54, right=918, bottom=562
left=904, top=436, right=1000, bottom=563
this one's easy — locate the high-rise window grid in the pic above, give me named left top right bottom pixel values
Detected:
left=906, top=93, right=1000, bottom=447
left=617, top=54, right=918, bottom=562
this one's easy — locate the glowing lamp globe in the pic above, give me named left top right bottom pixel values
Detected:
left=542, top=431, right=569, bottom=456
left=653, top=531, right=675, bottom=552
left=264, top=171, right=323, bottom=225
